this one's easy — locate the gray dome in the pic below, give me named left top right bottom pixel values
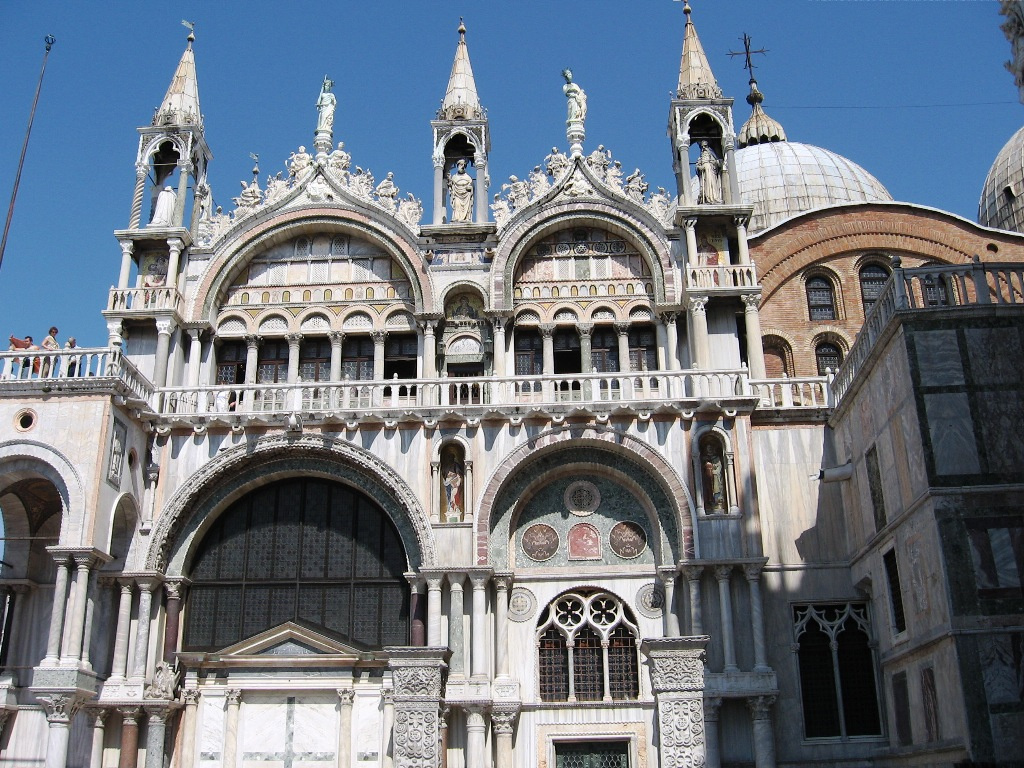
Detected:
left=979, top=124, right=1024, bottom=233
left=735, top=141, right=892, bottom=234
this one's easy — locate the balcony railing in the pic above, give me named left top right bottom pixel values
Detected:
left=107, top=286, right=182, bottom=313
left=0, top=348, right=154, bottom=404
left=832, top=259, right=1024, bottom=404
left=685, top=264, right=758, bottom=291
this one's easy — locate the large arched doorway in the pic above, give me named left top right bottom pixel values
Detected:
left=183, top=477, right=410, bottom=651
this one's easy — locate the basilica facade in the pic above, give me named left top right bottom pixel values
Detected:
left=2, top=7, right=1024, bottom=768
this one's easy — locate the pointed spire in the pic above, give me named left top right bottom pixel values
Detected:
left=738, top=78, right=787, bottom=147
left=676, top=2, right=723, bottom=100
left=153, top=26, right=202, bottom=128
left=440, top=19, right=483, bottom=120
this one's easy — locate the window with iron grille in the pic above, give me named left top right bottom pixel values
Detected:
left=627, top=327, right=657, bottom=372
left=537, top=590, right=639, bottom=703
left=806, top=276, right=837, bottom=321
left=216, top=340, right=246, bottom=385
left=257, top=339, right=289, bottom=384
left=794, top=604, right=882, bottom=739
left=342, top=337, right=374, bottom=380
left=555, top=741, right=629, bottom=768
left=859, top=264, right=889, bottom=314
left=299, top=338, right=331, bottom=382
left=815, top=342, right=843, bottom=375
left=184, top=477, right=410, bottom=651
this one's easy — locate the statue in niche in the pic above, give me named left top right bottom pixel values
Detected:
left=700, top=436, right=727, bottom=513
left=695, top=140, right=723, bottom=204
left=447, top=159, right=474, bottom=222
left=440, top=444, right=465, bottom=521
left=562, top=69, right=587, bottom=125
left=316, top=76, right=336, bottom=133
left=149, top=186, right=176, bottom=226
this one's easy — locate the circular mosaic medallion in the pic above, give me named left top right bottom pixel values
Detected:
left=564, top=480, right=601, bottom=516
left=609, top=521, right=647, bottom=559
left=636, top=582, right=665, bottom=619
left=521, top=523, right=560, bottom=561
left=507, top=587, right=537, bottom=622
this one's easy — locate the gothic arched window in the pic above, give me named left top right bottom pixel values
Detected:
left=184, top=477, right=410, bottom=651
left=859, top=263, right=890, bottom=314
left=806, top=276, right=837, bottom=321
left=537, top=590, right=639, bottom=702
left=815, top=342, right=843, bottom=375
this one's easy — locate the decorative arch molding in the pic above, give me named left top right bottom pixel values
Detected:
left=681, top=107, right=730, bottom=138
left=104, top=492, right=143, bottom=571
left=476, top=424, right=695, bottom=565
left=139, top=134, right=189, bottom=167
left=491, top=204, right=674, bottom=311
left=434, top=127, right=485, bottom=157
left=0, top=440, right=84, bottom=545
left=146, top=434, right=434, bottom=575
left=801, top=266, right=846, bottom=322
left=438, top=280, right=489, bottom=313
left=187, top=209, right=432, bottom=324
left=811, top=327, right=854, bottom=355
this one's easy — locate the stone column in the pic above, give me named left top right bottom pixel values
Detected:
left=663, top=313, right=680, bottom=371
left=162, top=582, right=184, bottom=664
left=63, top=553, right=96, bottom=665
left=614, top=322, right=631, bottom=373
left=117, top=707, right=141, bottom=768
left=166, top=237, right=185, bottom=294
left=578, top=323, right=594, bottom=374
left=748, top=696, right=777, bottom=768
left=244, top=335, right=261, bottom=385
left=439, top=707, right=450, bottom=768
left=539, top=324, right=555, bottom=375
left=688, top=297, right=710, bottom=370
left=381, top=688, right=395, bottom=768
left=448, top=574, right=466, bottom=676
left=1, top=585, right=28, bottom=672
left=724, top=135, right=740, bottom=204
left=491, top=709, right=517, bottom=768
left=725, top=450, right=740, bottom=517
left=429, top=462, right=440, bottom=524
left=469, top=571, right=489, bottom=679
left=465, top=706, right=486, bottom=768
left=129, top=164, right=149, bottom=230
left=714, top=566, right=738, bottom=672
left=491, top=318, right=507, bottom=377
left=223, top=689, right=242, bottom=768
left=433, top=157, right=445, bottom=225
left=493, top=573, right=512, bottom=678
left=110, top=579, right=134, bottom=681
left=372, top=330, right=387, bottom=381
left=421, top=322, right=437, bottom=379
left=187, top=329, right=204, bottom=388
left=464, top=461, right=474, bottom=525
left=681, top=565, right=704, bottom=635
left=144, top=707, right=169, bottom=768
left=118, top=241, right=135, bottom=290
left=744, top=565, right=770, bottom=673
left=676, top=138, right=692, bottom=205
left=658, top=568, right=680, bottom=637
left=86, top=707, right=108, bottom=768
left=337, top=688, right=355, bottom=768
left=286, top=333, right=302, bottom=384
left=684, top=219, right=699, bottom=267
left=641, top=637, right=709, bottom=768
left=172, top=163, right=192, bottom=228
left=408, top=576, right=425, bottom=646
left=132, top=579, right=156, bottom=680
left=329, top=331, right=345, bottom=382
left=704, top=697, right=723, bottom=768
left=179, top=689, right=200, bottom=768
left=742, top=294, right=766, bottom=379
left=655, top=317, right=668, bottom=372
left=81, top=568, right=101, bottom=671
left=43, top=552, right=71, bottom=664
left=734, top=217, right=751, bottom=265
left=39, top=694, right=83, bottom=768
left=474, top=157, right=488, bottom=223
left=425, top=574, right=444, bottom=648
left=152, top=319, right=177, bottom=389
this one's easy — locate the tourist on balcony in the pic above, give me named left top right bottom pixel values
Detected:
left=8, top=335, right=39, bottom=378
left=41, top=327, right=59, bottom=377
left=64, top=337, right=78, bottom=377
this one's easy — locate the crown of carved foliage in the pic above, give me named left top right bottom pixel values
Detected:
left=642, top=637, right=708, bottom=693
left=677, top=82, right=723, bottom=99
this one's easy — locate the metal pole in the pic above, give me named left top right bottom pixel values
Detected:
left=0, top=35, right=56, bottom=273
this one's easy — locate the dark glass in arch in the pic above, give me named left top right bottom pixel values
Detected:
left=184, top=477, right=410, bottom=651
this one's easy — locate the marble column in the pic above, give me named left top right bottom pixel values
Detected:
left=491, top=317, right=507, bottom=377
left=642, top=638, right=709, bottom=768
left=118, top=240, right=134, bottom=289
left=180, top=689, right=200, bottom=768
left=162, top=582, right=184, bottom=664
left=107, top=319, right=125, bottom=348
left=578, top=323, right=594, bottom=374
left=681, top=565, right=704, bottom=635
left=244, top=334, right=261, bottom=385
left=408, top=577, right=425, bottom=646
left=86, top=707, right=107, bottom=768
left=421, top=321, right=437, bottom=379
left=676, top=139, right=692, bottom=205
left=664, top=313, right=680, bottom=371
left=152, top=319, right=177, bottom=390
left=724, top=136, right=740, bottom=204
left=329, top=331, right=345, bottom=382
left=425, top=575, right=443, bottom=648
left=655, top=318, right=668, bottom=372
left=614, top=322, right=631, bottom=373
left=658, top=568, right=680, bottom=637
left=744, top=565, right=770, bottom=673
left=43, top=552, right=71, bottom=665
left=748, top=696, right=777, bottom=768
left=491, top=709, right=517, bottom=768
left=81, top=569, right=100, bottom=672
left=132, top=580, right=156, bottom=680
left=734, top=217, right=751, bottom=265
left=223, top=689, right=242, bottom=768
left=165, top=238, right=184, bottom=293
left=742, top=294, right=767, bottom=379
left=381, top=688, right=395, bottom=768
left=338, top=688, right=354, bottom=768
left=684, top=219, right=698, bottom=267
left=187, top=329, right=204, bottom=389
left=493, top=574, right=512, bottom=678
left=40, top=694, right=83, bottom=768
left=63, top=553, right=95, bottom=666
left=433, top=158, right=445, bottom=225
left=429, top=462, right=440, bottom=524
left=448, top=574, right=466, bottom=676
left=372, top=330, right=387, bottom=381
left=474, top=157, right=488, bottom=223
left=144, top=707, right=169, bottom=768
left=117, top=707, right=141, bottom=768
left=110, top=579, right=135, bottom=681
left=466, top=707, right=486, bottom=768
left=129, top=165, right=149, bottom=229
left=439, top=707, right=450, bottom=768
left=539, top=324, right=555, bottom=375
left=469, top=572, right=488, bottom=679
left=714, top=566, right=738, bottom=672
left=688, top=297, right=710, bottom=370
left=286, top=332, right=302, bottom=383
left=464, top=461, right=475, bottom=524
left=704, top=697, right=723, bottom=768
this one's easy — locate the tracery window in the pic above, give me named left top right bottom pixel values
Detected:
left=537, top=590, right=639, bottom=702
left=794, top=604, right=882, bottom=739
left=859, top=263, right=890, bottom=314
left=815, top=342, right=843, bottom=375
left=184, top=477, right=410, bottom=651
left=806, top=276, right=837, bottom=321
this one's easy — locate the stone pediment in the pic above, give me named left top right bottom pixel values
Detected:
left=216, top=622, right=366, bottom=660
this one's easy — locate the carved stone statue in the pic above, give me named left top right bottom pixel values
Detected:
left=327, top=142, right=351, bottom=176
left=695, top=140, right=723, bottom=204
left=587, top=145, right=610, bottom=177
left=624, top=169, right=648, bottom=204
left=397, top=193, right=423, bottom=229
left=235, top=179, right=262, bottom=210
left=562, top=69, right=587, bottom=125
left=316, top=77, right=336, bottom=134
left=606, top=160, right=624, bottom=190
left=648, top=186, right=671, bottom=219
left=376, top=172, right=399, bottom=211
left=447, top=159, right=474, bottom=223
left=504, top=176, right=530, bottom=211
left=528, top=165, right=550, bottom=199
left=288, top=146, right=313, bottom=179
left=701, top=440, right=726, bottom=512
left=545, top=147, right=570, bottom=180
left=351, top=167, right=374, bottom=199
left=491, top=193, right=511, bottom=227
left=149, top=186, right=176, bottom=227
left=264, top=172, right=288, bottom=204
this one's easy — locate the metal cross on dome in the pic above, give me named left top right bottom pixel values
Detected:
left=728, top=32, right=769, bottom=78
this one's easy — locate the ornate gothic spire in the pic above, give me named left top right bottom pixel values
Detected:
left=154, top=26, right=202, bottom=128
left=440, top=19, right=483, bottom=120
left=676, top=2, right=723, bottom=100
left=738, top=78, right=787, bottom=147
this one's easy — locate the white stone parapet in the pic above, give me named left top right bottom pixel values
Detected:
left=0, top=347, right=153, bottom=403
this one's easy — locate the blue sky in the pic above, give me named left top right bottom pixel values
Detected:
left=0, top=0, right=1019, bottom=347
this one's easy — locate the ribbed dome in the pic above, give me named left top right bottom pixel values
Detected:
left=979, top=124, right=1024, bottom=233
left=735, top=142, right=892, bottom=233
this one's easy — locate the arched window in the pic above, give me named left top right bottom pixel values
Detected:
left=762, top=336, right=792, bottom=378
left=859, top=263, right=890, bottom=314
left=794, top=604, right=881, bottom=739
left=184, top=477, right=410, bottom=651
left=537, top=590, right=639, bottom=702
left=806, top=277, right=837, bottom=321
left=815, top=342, right=843, bottom=375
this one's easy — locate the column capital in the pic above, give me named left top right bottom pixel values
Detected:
left=713, top=564, right=733, bottom=582
left=84, top=706, right=108, bottom=727
left=733, top=214, right=751, bottom=230
left=741, top=292, right=761, bottom=311
left=117, top=706, right=141, bottom=725
left=492, top=572, right=514, bottom=591
left=688, top=296, right=708, bottom=314
left=613, top=321, right=630, bottom=337
left=465, top=705, right=487, bottom=728
left=538, top=323, right=555, bottom=339
left=38, top=694, right=85, bottom=724
left=680, top=564, right=704, bottom=582
left=684, top=218, right=698, bottom=231
left=747, top=694, right=776, bottom=720
left=164, top=580, right=189, bottom=601
left=183, top=688, right=201, bottom=706
left=328, top=330, right=345, bottom=344
left=468, top=569, right=493, bottom=587
left=119, top=240, right=135, bottom=257
left=143, top=705, right=171, bottom=724
left=155, top=318, right=177, bottom=336
left=491, top=707, right=518, bottom=735
left=659, top=311, right=678, bottom=326
left=337, top=688, right=355, bottom=705
left=167, top=237, right=186, bottom=256
left=447, top=571, right=466, bottom=589
left=225, top=689, right=242, bottom=706
left=381, top=687, right=394, bottom=706
left=285, top=332, right=302, bottom=347
left=576, top=322, right=594, bottom=338
left=657, top=567, right=678, bottom=586
left=186, top=327, right=203, bottom=341
left=136, top=163, right=149, bottom=177
left=370, top=329, right=388, bottom=344
left=244, top=334, right=262, bottom=350
left=743, top=562, right=765, bottom=581
left=703, top=696, right=723, bottom=721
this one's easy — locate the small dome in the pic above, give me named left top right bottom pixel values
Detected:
left=735, top=142, right=892, bottom=234
left=979, top=124, right=1024, bottom=233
